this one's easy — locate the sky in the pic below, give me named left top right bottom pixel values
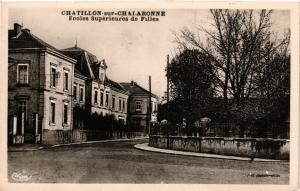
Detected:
left=9, top=8, right=290, bottom=97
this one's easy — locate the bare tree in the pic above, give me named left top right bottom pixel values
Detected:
left=174, top=9, right=290, bottom=107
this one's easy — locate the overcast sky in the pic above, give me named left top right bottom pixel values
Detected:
left=9, top=9, right=290, bottom=97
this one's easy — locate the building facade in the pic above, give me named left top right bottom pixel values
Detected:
left=8, top=23, right=157, bottom=145
left=8, top=23, right=76, bottom=144
left=61, top=46, right=129, bottom=125
left=121, top=81, right=158, bottom=132
left=72, top=69, right=87, bottom=129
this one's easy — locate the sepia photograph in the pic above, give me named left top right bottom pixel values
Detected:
left=0, top=2, right=299, bottom=191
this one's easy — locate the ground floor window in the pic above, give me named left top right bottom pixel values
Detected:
left=80, top=86, right=84, bottom=102
left=50, top=101, right=56, bottom=124
left=17, top=100, right=28, bottom=134
left=122, top=100, right=126, bottom=112
left=63, top=103, right=68, bottom=125
left=119, top=99, right=122, bottom=111
left=118, top=118, right=125, bottom=125
left=73, top=85, right=77, bottom=100
left=105, top=93, right=109, bottom=107
left=112, top=96, right=115, bottom=110
left=94, top=90, right=98, bottom=104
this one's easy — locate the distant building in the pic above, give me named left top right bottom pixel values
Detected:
left=8, top=23, right=76, bottom=144
left=61, top=46, right=129, bottom=125
left=121, top=81, right=158, bottom=132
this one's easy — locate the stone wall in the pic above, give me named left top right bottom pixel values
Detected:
left=149, top=135, right=289, bottom=160
left=42, top=129, right=146, bottom=145
left=42, top=129, right=87, bottom=145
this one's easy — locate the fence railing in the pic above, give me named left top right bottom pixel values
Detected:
left=150, top=122, right=290, bottom=139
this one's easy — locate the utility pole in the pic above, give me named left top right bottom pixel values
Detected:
left=166, top=55, right=170, bottom=149
left=148, top=75, right=152, bottom=136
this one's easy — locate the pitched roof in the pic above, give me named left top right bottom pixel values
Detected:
left=74, top=68, right=88, bottom=79
left=105, top=77, right=128, bottom=93
left=62, top=46, right=126, bottom=93
left=8, top=57, right=16, bottom=62
left=10, top=29, right=57, bottom=52
left=9, top=28, right=75, bottom=63
left=121, top=81, right=158, bottom=99
left=61, top=46, right=101, bottom=64
left=60, top=47, right=96, bottom=78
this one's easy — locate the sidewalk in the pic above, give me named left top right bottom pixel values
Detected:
left=134, top=143, right=287, bottom=162
left=8, top=137, right=148, bottom=152
left=8, top=144, right=45, bottom=152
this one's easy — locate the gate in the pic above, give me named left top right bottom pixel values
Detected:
left=8, top=112, right=41, bottom=145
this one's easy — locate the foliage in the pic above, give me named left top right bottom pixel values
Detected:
left=82, top=112, right=127, bottom=132
left=167, top=9, right=290, bottom=138
left=174, top=10, right=290, bottom=106
left=166, top=49, right=215, bottom=134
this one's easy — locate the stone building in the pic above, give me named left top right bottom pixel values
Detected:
left=61, top=46, right=129, bottom=125
left=121, top=81, right=158, bottom=132
left=7, top=23, right=156, bottom=145
left=8, top=23, right=76, bottom=144
left=72, top=68, right=87, bottom=129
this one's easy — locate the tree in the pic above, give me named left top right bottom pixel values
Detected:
left=254, top=52, right=290, bottom=138
left=167, top=49, right=215, bottom=135
left=172, top=9, right=290, bottom=138
left=174, top=10, right=290, bottom=107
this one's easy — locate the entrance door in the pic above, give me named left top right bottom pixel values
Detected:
left=17, top=100, right=35, bottom=143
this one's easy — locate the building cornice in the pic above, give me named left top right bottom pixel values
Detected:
left=130, top=94, right=158, bottom=99
left=9, top=48, right=77, bottom=64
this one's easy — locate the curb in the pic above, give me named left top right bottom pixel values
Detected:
left=134, top=143, right=288, bottom=162
left=8, top=137, right=149, bottom=152
left=7, top=147, right=45, bottom=152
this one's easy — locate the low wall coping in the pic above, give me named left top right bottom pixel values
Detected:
left=149, top=135, right=289, bottom=142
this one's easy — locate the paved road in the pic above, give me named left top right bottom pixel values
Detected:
left=8, top=139, right=289, bottom=184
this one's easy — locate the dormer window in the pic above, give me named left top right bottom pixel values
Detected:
left=98, top=60, right=106, bottom=82
left=100, top=71, right=104, bottom=82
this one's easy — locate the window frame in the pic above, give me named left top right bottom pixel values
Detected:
left=50, top=65, right=57, bottom=88
left=118, top=118, right=125, bottom=125
left=105, top=92, right=109, bottom=107
left=73, top=84, right=77, bottom=101
left=94, top=89, right=98, bottom=105
left=119, top=98, right=122, bottom=111
left=50, top=100, right=56, bottom=125
left=100, top=72, right=104, bottom=82
left=112, top=96, right=115, bottom=110
left=63, top=102, right=69, bottom=126
left=135, top=101, right=142, bottom=111
left=63, top=70, right=69, bottom=91
left=17, top=100, right=28, bottom=120
left=122, top=100, right=126, bottom=112
left=100, top=91, right=104, bottom=106
left=79, top=86, right=84, bottom=102
left=17, top=63, right=29, bottom=85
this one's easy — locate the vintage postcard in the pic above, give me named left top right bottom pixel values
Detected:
left=0, top=2, right=299, bottom=191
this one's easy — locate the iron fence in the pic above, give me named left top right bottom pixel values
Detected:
left=150, top=121, right=289, bottom=139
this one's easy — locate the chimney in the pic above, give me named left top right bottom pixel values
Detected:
left=22, top=28, right=30, bottom=33
left=14, top=23, right=22, bottom=36
left=130, top=81, right=134, bottom=87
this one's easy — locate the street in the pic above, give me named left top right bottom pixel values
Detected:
left=8, top=139, right=289, bottom=184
